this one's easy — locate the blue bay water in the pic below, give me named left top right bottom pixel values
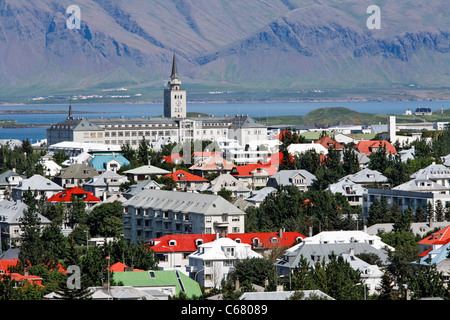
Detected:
left=0, top=100, right=448, bottom=143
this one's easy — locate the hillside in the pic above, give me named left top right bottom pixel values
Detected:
left=266, top=107, right=450, bottom=127
left=0, top=0, right=448, bottom=102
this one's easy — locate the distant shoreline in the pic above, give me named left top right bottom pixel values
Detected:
left=1, top=96, right=450, bottom=107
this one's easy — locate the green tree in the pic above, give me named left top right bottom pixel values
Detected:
left=41, top=222, right=67, bottom=262
left=229, top=258, right=276, bottom=291
left=137, top=136, right=149, bottom=165
left=87, top=201, right=123, bottom=238
left=19, top=193, right=45, bottom=268
left=342, top=144, right=360, bottom=175
left=435, top=200, right=445, bottom=222
left=405, top=264, right=449, bottom=299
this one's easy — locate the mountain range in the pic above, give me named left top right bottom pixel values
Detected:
left=0, top=0, right=448, bottom=102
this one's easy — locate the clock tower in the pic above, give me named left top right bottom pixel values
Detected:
left=164, top=54, right=186, bottom=118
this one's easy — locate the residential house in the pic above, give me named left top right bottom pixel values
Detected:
left=245, top=187, right=277, bottom=207
left=83, top=170, right=129, bottom=199
left=315, top=135, right=344, bottom=151
left=230, top=163, right=277, bottom=189
left=54, top=163, right=99, bottom=188
left=40, top=159, right=62, bottom=177
left=205, top=173, right=251, bottom=198
left=393, top=179, right=450, bottom=195
left=46, top=186, right=102, bottom=209
left=122, top=189, right=246, bottom=243
left=353, top=140, right=397, bottom=156
left=365, top=221, right=450, bottom=238
left=342, top=249, right=384, bottom=296
left=62, top=151, right=93, bottom=166
left=266, top=169, right=316, bottom=192
left=441, top=154, right=450, bottom=167
left=417, top=225, right=450, bottom=257
left=189, top=154, right=235, bottom=178
left=275, top=242, right=390, bottom=277
left=327, top=178, right=367, bottom=208
left=187, top=237, right=262, bottom=291
left=287, top=143, right=328, bottom=156
left=0, top=170, right=25, bottom=200
left=123, top=165, right=171, bottom=182
left=123, top=179, right=164, bottom=199
left=414, top=242, right=450, bottom=284
left=12, top=174, right=64, bottom=202
left=343, top=168, right=389, bottom=187
left=112, top=269, right=202, bottom=299
left=88, top=154, right=130, bottom=172
left=148, top=231, right=305, bottom=270
left=410, top=163, right=450, bottom=188
left=0, top=200, right=51, bottom=248
left=296, top=230, right=394, bottom=252
left=163, top=169, right=209, bottom=192
left=239, top=290, right=334, bottom=300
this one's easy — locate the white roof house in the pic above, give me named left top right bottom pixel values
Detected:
left=411, top=163, right=450, bottom=187
left=287, top=143, right=328, bottom=156
left=40, top=159, right=62, bottom=177
left=393, top=179, right=450, bottom=194
left=287, top=230, right=394, bottom=253
left=187, top=237, right=262, bottom=290
left=206, top=173, right=251, bottom=197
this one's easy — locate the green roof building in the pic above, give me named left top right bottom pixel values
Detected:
left=113, top=270, right=202, bottom=299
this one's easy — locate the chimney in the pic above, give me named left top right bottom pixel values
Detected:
left=264, top=277, right=269, bottom=288
left=235, top=278, right=240, bottom=291
left=349, top=248, right=354, bottom=256
left=309, top=226, right=313, bottom=237
left=279, top=228, right=283, bottom=238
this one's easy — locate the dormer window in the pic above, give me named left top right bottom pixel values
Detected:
left=168, top=240, right=177, bottom=246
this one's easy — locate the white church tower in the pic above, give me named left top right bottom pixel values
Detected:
left=164, top=54, right=186, bottom=118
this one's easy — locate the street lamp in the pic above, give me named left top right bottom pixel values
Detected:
left=356, top=282, right=367, bottom=300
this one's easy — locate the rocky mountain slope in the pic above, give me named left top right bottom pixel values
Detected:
left=0, top=0, right=448, bottom=100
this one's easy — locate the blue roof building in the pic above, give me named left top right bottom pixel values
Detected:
left=89, top=155, right=130, bottom=172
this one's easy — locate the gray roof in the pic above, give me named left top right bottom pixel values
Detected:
left=123, top=189, right=245, bottom=216
left=411, top=163, right=450, bottom=180
left=393, top=179, right=449, bottom=193
left=0, top=200, right=50, bottom=225
left=57, top=164, right=99, bottom=179
left=206, top=173, right=250, bottom=193
left=245, top=187, right=277, bottom=203
left=50, top=118, right=103, bottom=131
left=266, top=170, right=316, bottom=188
left=0, top=248, right=19, bottom=259
left=123, top=165, right=170, bottom=176
left=12, top=174, right=64, bottom=192
left=84, top=171, right=128, bottom=187
left=275, top=242, right=390, bottom=274
left=328, top=178, right=367, bottom=196
left=344, top=168, right=388, bottom=184
left=123, top=179, right=163, bottom=198
left=230, top=115, right=266, bottom=128
left=240, top=290, right=334, bottom=300
left=0, top=170, right=25, bottom=187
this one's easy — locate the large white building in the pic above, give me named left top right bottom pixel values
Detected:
left=47, top=55, right=267, bottom=151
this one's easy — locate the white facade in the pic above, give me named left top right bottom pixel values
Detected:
left=187, top=237, right=262, bottom=290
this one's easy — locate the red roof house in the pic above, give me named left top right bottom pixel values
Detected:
left=230, top=163, right=277, bottom=188
left=46, top=186, right=102, bottom=205
left=315, top=136, right=344, bottom=150
left=418, top=225, right=450, bottom=255
left=163, top=169, right=209, bottom=191
left=109, top=261, right=144, bottom=272
left=353, top=140, right=397, bottom=155
left=149, top=231, right=305, bottom=254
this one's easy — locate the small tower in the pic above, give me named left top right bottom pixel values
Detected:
left=67, top=99, right=74, bottom=120
left=164, top=54, right=186, bottom=118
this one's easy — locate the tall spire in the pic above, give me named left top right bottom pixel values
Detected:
left=68, top=98, right=74, bottom=120
left=170, top=54, right=178, bottom=80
